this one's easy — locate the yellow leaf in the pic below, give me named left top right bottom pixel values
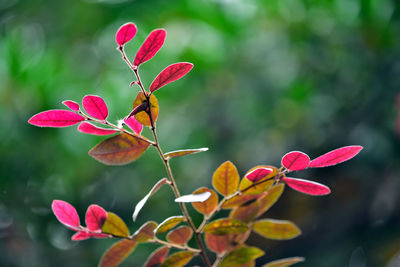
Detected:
left=133, top=92, right=159, bottom=126
left=203, top=218, right=248, bottom=235
left=253, top=219, right=301, bottom=240
left=262, top=257, right=305, bottom=267
left=155, top=216, right=185, bottom=234
left=159, top=251, right=195, bottom=267
left=101, top=212, right=130, bottom=238
left=212, top=161, right=239, bottom=196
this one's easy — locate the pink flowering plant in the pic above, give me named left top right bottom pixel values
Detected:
left=28, top=22, right=363, bottom=267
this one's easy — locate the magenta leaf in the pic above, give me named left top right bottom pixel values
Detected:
left=28, top=110, right=85, bottom=127
left=85, top=204, right=108, bottom=231
left=51, top=200, right=80, bottom=229
left=62, top=100, right=80, bottom=111
left=245, top=167, right=273, bottom=182
left=281, top=151, right=310, bottom=171
left=82, top=95, right=109, bottom=121
left=149, top=62, right=193, bottom=93
left=282, top=177, right=331, bottom=196
left=124, top=116, right=143, bottom=134
left=72, top=231, right=109, bottom=241
left=115, top=22, right=137, bottom=47
left=78, top=122, right=118, bottom=136
left=309, top=145, right=363, bottom=168
left=133, top=29, right=166, bottom=67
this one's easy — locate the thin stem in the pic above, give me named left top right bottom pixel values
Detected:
left=151, top=237, right=201, bottom=253
left=118, top=47, right=147, bottom=95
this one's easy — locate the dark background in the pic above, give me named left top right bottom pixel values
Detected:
left=1, top=0, right=400, bottom=266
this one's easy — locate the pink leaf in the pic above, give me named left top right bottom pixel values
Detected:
left=85, top=205, right=108, bottom=231
left=78, top=122, right=118, bottom=136
left=51, top=200, right=80, bottom=229
left=281, top=151, right=310, bottom=171
left=309, top=146, right=363, bottom=168
left=124, top=116, right=143, bottom=134
left=72, top=231, right=109, bottom=241
left=149, top=62, right=193, bottom=93
left=282, top=177, right=331, bottom=196
left=28, top=110, right=85, bottom=127
left=82, top=95, right=109, bottom=120
left=62, top=100, right=80, bottom=111
left=245, top=167, right=274, bottom=182
left=115, top=22, right=137, bottom=47
left=133, top=29, right=166, bottom=67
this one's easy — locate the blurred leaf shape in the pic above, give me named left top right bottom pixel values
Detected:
left=85, top=204, right=107, bottom=231
left=164, top=147, right=208, bottom=159
left=145, top=246, right=170, bottom=267
left=99, top=239, right=137, bottom=267
left=281, top=151, right=310, bottom=171
left=309, top=145, right=363, bottom=168
left=219, top=246, right=265, bottom=267
left=115, top=22, right=137, bottom=47
left=212, top=161, right=240, bottom=196
left=133, top=92, right=159, bottom=126
left=51, top=200, right=80, bottom=229
left=78, top=122, right=118, bottom=136
left=133, top=178, right=169, bottom=221
left=256, top=184, right=285, bottom=217
left=239, top=166, right=277, bottom=195
left=245, top=167, right=274, bottom=182
left=155, top=216, right=185, bottom=234
left=124, top=115, right=143, bottom=134
left=230, top=201, right=260, bottom=223
left=262, top=257, right=305, bottom=267
left=150, top=63, right=193, bottom=93
left=134, top=29, right=166, bottom=67
left=62, top=100, right=80, bottom=111
left=28, top=110, right=85, bottom=127
left=175, top=192, right=211, bottom=203
left=82, top=95, right=108, bottom=121
left=253, top=219, right=301, bottom=240
left=203, top=218, right=249, bottom=235
left=159, top=251, right=195, bottom=267
left=132, top=221, right=158, bottom=242
left=282, top=177, right=330, bottom=196
left=191, top=187, right=218, bottom=215
left=101, top=212, right=130, bottom=238
left=89, top=133, right=150, bottom=165
left=166, top=226, right=193, bottom=245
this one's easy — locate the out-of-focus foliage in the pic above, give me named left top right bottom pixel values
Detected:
left=0, top=0, right=399, bottom=266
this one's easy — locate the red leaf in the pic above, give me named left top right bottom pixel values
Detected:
left=245, top=167, right=273, bottom=182
left=282, top=177, right=331, bottom=196
left=78, top=122, right=118, bottom=136
left=133, top=29, right=166, bottom=67
left=281, top=151, right=310, bottom=171
left=71, top=231, right=109, bottom=241
left=28, top=110, right=85, bottom=127
left=82, top=95, right=109, bottom=120
left=124, top=116, right=143, bottom=134
left=51, top=200, right=80, bottom=229
left=85, top=204, right=107, bottom=231
left=62, top=100, right=80, bottom=111
left=149, top=63, right=193, bottom=93
left=309, top=146, right=363, bottom=168
left=115, top=22, right=137, bottom=47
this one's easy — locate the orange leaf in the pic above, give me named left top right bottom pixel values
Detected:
left=166, top=226, right=193, bottom=245
left=89, top=133, right=150, bottom=165
left=256, top=183, right=285, bottom=217
left=132, top=221, right=158, bottom=242
left=98, top=239, right=136, bottom=267
left=191, top=187, right=218, bottom=215
left=132, top=92, right=159, bottom=127
left=212, top=161, right=239, bottom=196
left=145, top=246, right=170, bottom=267
left=230, top=200, right=260, bottom=223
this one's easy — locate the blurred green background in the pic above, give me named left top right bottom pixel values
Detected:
left=1, top=0, right=400, bottom=266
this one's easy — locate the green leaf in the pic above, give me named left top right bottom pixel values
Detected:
left=101, top=212, right=130, bottom=238
left=230, top=200, right=259, bottom=223
left=262, top=257, right=305, bottom=267
left=212, top=161, right=240, bottom=196
left=253, top=219, right=301, bottom=240
left=155, top=216, right=185, bottom=234
left=89, top=133, right=150, bottom=165
left=166, top=226, right=193, bottom=245
left=239, top=165, right=277, bottom=195
left=164, top=148, right=208, bottom=159
left=191, top=187, right=219, bottom=215
left=203, top=218, right=249, bottom=235
left=133, top=178, right=169, bottom=221
left=256, top=184, right=285, bottom=217
left=132, top=221, right=158, bottom=242
left=145, top=246, right=170, bottom=267
left=219, top=246, right=265, bottom=267
left=98, top=239, right=137, bottom=267
left=160, top=251, right=195, bottom=267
